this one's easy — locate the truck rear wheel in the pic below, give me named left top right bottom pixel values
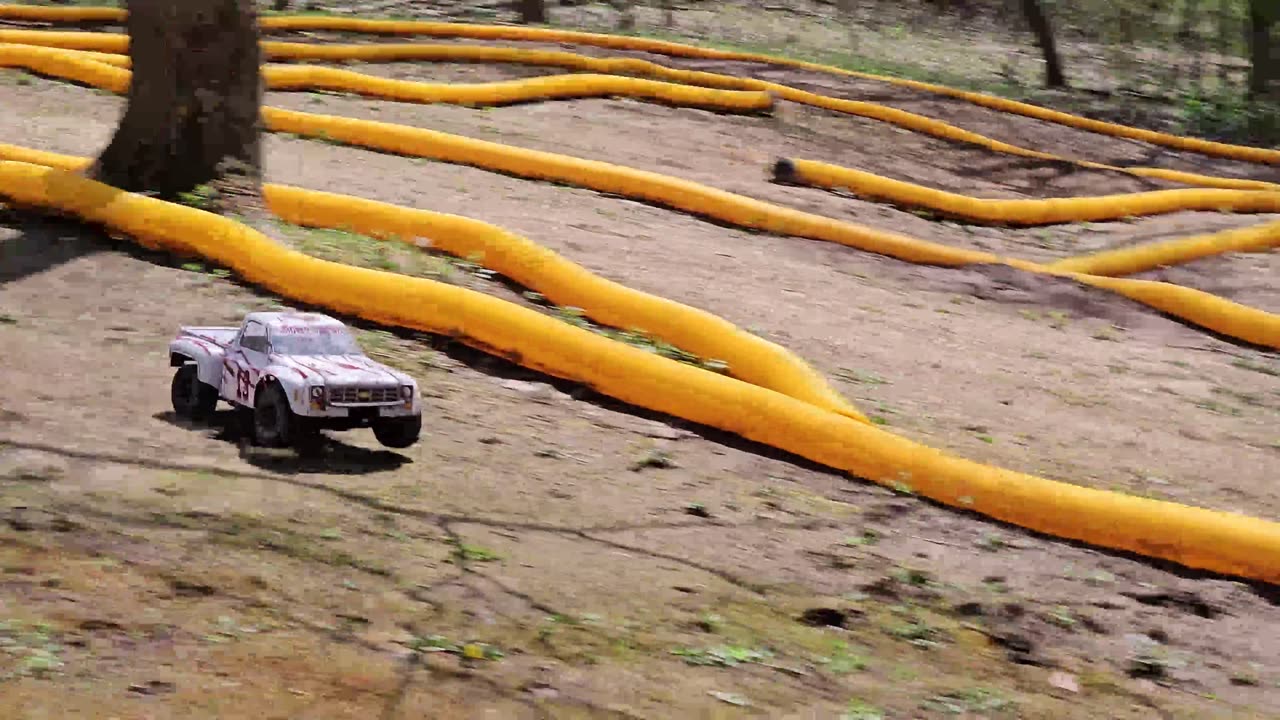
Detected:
left=253, top=383, right=296, bottom=448
left=171, top=363, right=218, bottom=421
left=372, top=415, right=421, bottom=449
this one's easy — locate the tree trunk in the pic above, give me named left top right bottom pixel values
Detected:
left=519, top=0, right=547, bottom=24
left=1247, top=0, right=1277, bottom=99
left=90, top=0, right=263, bottom=209
left=1020, top=0, right=1066, bottom=88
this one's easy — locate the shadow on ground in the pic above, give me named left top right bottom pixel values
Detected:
left=153, top=410, right=411, bottom=475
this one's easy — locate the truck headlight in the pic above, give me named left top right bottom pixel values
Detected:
left=309, top=385, right=326, bottom=409
left=401, top=384, right=414, bottom=408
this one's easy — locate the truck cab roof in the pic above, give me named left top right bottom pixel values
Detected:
left=243, top=312, right=346, bottom=333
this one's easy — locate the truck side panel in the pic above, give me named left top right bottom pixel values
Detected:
left=169, top=330, right=233, bottom=392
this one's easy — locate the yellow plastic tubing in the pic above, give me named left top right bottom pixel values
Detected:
left=776, top=157, right=1280, bottom=226
left=0, top=140, right=863, bottom=422
left=4, top=5, right=1278, bottom=165
left=0, top=4, right=123, bottom=22
left=2, top=44, right=1276, bottom=346
left=262, top=109, right=1280, bottom=347
left=4, top=31, right=1271, bottom=192
left=1050, top=224, right=1280, bottom=277
left=250, top=16, right=1280, bottom=166
left=3, top=159, right=1279, bottom=584
left=0, top=44, right=772, bottom=114
left=263, top=65, right=774, bottom=113
left=251, top=42, right=1278, bottom=193
left=777, top=157, right=1280, bottom=277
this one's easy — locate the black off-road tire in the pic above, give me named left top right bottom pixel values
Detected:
left=253, top=382, right=296, bottom=448
left=171, top=363, right=218, bottom=421
left=372, top=415, right=422, bottom=449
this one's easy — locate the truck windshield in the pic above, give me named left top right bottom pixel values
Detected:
left=269, top=328, right=363, bottom=356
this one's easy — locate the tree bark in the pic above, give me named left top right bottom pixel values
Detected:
left=519, top=0, right=547, bottom=24
left=1247, top=0, right=1277, bottom=99
left=90, top=0, right=263, bottom=209
left=1020, top=0, right=1066, bottom=88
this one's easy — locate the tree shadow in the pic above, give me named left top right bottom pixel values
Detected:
left=152, top=410, right=411, bottom=475
left=0, top=211, right=107, bottom=287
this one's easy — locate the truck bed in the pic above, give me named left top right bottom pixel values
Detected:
left=175, top=326, right=238, bottom=347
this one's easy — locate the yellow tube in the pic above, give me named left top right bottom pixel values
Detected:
left=0, top=44, right=771, bottom=114
left=262, top=65, right=774, bottom=112
left=774, top=158, right=1280, bottom=278
left=0, top=28, right=125, bottom=52
left=258, top=107, right=1280, bottom=349
left=1050, top=223, right=1280, bottom=277
left=252, top=42, right=1280, bottom=192
left=0, top=41, right=130, bottom=92
left=3, top=159, right=1279, bottom=585
left=4, top=6, right=1277, bottom=164
left=0, top=141, right=863, bottom=421
left=250, top=16, right=1280, bottom=165
left=0, top=4, right=124, bottom=22
left=776, top=157, right=1280, bottom=225
left=3, top=33, right=1271, bottom=191
left=1, top=42, right=1276, bottom=346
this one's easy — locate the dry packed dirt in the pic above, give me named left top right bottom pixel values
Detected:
left=2, top=14, right=1280, bottom=720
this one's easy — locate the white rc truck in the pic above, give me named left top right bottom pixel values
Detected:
left=167, top=311, right=423, bottom=449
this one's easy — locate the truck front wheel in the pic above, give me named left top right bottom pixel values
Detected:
left=171, top=363, right=218, bottom=421
left=253, top=383, right=296, bottom=448
left=372, top=415, right=422, bottom=449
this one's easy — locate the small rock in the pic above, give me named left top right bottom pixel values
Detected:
left=499, top=379, right=564, bottom=404
left=640, top=423, right=693, bottom=441
left=1048, top=671, right=1079, bottom=693
left=952, top=601, right=985, bottom=617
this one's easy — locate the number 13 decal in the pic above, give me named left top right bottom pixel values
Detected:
left=237, top=368, right=251, bottom=401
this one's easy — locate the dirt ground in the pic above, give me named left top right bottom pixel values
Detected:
left=2, top=8, right=1280, bottom=720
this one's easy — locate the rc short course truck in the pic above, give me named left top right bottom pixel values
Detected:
left=168, top=312, right=422, bottom=449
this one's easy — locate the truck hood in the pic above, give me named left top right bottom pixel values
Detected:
left=271, top=354, right=411, bottom=387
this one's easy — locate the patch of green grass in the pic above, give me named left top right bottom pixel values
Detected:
left=1231, top=357, right=1280, bottom=377
left=176, top=183, right=220, bottom=210
left=448, top=539, right=502, bottom=564
left=841, top=699, right=885, bottom=720
left=409, top=634, right=505, bottom=661
left=670, top=644, right=772, bottom=667
left=0, top=619, right=66, bottom=680
left=548, top=304, right=728, bottom=375
left=921, top=687, right=1016, bottom=715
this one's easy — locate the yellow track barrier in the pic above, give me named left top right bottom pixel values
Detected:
left=0, top=4, right=122, bottom=23
left=258, top=108, right=1280, bottom=348
left=776, top=157, right=1280, bottom=277
left=0, top=141, right=863, bottom=421
left=1049, top=223, right=1280, bottom=277
left=3, top=4, right=1275, bottom=165
left=775, top=157, right=1280, bottom=226
left=263, top=65, right=774, bottom=112
left=2, top=159, right=1279, bottom=585
left=2, top=42, right=1277, bottom=346
left=251, top=17, right=1280, bottom=166
left=3, top=32, right=1273, bottom=192
left=0, top=44, right=772, bottom=114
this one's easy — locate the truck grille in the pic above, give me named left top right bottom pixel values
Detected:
left=329, top=386, right=399, bottom=405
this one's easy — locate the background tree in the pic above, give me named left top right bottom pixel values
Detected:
left=90, top=0, right=263, bottom=211
left=520, top=0, right=548, bottom=24
left=1248, top=0, right=1278, bottom=98
left=1020, top=0, right=1066, bottom=87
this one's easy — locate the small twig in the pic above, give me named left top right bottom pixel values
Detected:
left=910, top=535, right=963, bottom=548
